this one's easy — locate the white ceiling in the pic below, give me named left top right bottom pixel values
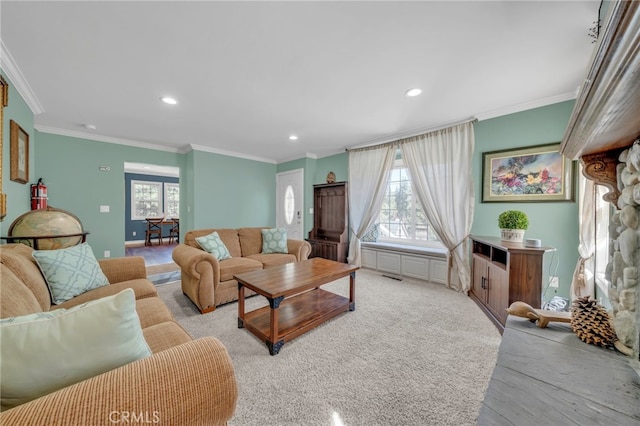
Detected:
left=1, top=1, right=600, bottom=164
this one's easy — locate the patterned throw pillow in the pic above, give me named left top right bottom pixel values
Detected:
left=261, top=228, right=288, bottom=254
left=0, top=289, right=152, bottom=409
left=32, top=243, right=110, bottom=305
left=195, top=231, right=232, bottom=260
left=361, top=223, right=380, bottom=242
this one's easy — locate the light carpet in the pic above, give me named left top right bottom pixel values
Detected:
left=156, top=268, right=501, bottom=426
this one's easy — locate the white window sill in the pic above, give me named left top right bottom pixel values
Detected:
left=361, top=242, right=448, bottom=259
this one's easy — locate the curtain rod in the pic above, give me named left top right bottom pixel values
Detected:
left=345, top=117, right=477, bottom=153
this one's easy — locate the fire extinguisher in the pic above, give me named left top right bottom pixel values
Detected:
left=31, top=178, right=48, bottom=210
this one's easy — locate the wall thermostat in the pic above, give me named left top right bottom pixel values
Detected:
left=525, top=238, right=542, bottom=248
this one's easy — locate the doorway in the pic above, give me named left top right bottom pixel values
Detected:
left=276, top=169, right=304, bottom=240
left=124, top=162, right=180, bottom=246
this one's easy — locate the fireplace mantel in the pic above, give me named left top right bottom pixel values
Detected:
left=560, top=1, right=640, bottom=161
left=560, top=0, right=640, bottom=377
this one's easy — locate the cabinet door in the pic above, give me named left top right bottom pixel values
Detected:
left=487, top=262, right=509, bottom=325
left=401, top=255, right=429, bottom=280
left=361, top=249, right=376, bottom=269
left=472, top=255, right=488, bottom=303
left=377, top=252, right=401, bottom=274
left=429, top=259, right=447, bottom=284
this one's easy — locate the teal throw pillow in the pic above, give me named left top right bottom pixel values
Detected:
left=32, top=243, right=110, bottom=305
left=195, top=231, right=232, bottom=260
left=0, top=289, right=152, bottom=409
left=261, top=228, right=288, bottom=254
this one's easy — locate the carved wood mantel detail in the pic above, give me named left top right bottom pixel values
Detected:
left=580, top=150, right=622, bottom=208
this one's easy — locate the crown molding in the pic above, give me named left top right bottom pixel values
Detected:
left=0, top=40, right=44, bottom=115
left=188, top=144, right=277, bottom=164
left=35, top=125, right=182, bottom=153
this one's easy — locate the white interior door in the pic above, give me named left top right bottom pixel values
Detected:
left=276, top=169, right=304, bottom=240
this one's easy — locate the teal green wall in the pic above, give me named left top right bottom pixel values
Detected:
left=3, top=74, right=580, bottom=294
left=35, top=132, right=184, bottom=259
left=278, top=152, right=347, bottom=236
left=472, top=100, right=578, bottom=301
left=1, top=71, right=35, bottom=232
left=316, top=153, right=348, bottom=184
left=191, top=150, right=276, bottom=229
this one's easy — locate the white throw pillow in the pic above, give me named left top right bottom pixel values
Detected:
left=195, top=231, right=232, bottom=260
left=32, top=243, right=110, bottom=304
left=0, top=288, right=152, bottom=409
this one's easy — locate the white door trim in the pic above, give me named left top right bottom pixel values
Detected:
left=276, top=168, right=304, bottom=240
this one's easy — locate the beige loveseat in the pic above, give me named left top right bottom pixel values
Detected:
left=172, top=227, right=311, bottom=313
left=0, top=243, right=238, bottom=425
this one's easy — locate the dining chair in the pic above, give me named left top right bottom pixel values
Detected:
left=168, top=218, right=180, bottom=244
left=145, top=217, right=164, bottom=246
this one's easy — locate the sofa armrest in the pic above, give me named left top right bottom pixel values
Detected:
left=172, top=244, right=220, bottom=280
left=0, top=337, right=238, bottom=426
left=287, top=239, right=312, bottom=261
left=99, top=256, right=147, bottom=283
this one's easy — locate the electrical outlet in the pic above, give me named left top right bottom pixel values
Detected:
left=104, top=250, right=110, bottom=258
left=132, top=231, right=136, bottom=236
left=550, top=276, right=559, bottom=288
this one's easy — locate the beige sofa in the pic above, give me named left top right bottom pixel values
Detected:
left=0, top=243, right=238, bottom=426
left=172, top=227, right=311, bottom=313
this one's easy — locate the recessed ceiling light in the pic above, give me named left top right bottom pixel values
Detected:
left=160, top=96, right=178, bottom=105
left=289, top=135, right=298, bottom=141
left=405, top=88, right=422, bottom=97
left=83, top=124, right=97, bottom=130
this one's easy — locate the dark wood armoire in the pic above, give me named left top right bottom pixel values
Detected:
left=307, top=182, right=349, bottom=263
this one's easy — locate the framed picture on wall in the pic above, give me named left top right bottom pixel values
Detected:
left=482, top=143, right=575, bottom=202
left=10, top=120, right=29, bottom=184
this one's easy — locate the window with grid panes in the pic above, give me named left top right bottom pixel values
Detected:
left=377, top=159, right=443, bottom=248
left=131, top=180, right=162, bottom=220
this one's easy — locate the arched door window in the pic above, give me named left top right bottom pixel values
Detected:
left=284, top=185, right=295, bottom=225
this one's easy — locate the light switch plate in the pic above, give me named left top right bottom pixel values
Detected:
left=100, top=205, right=110, bottom=213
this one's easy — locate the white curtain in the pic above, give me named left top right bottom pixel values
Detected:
left=570, top=170, right=597, bottom=300
left=399, top=122, right=475, bottom=293
left=347, top=144, right=396, bottom=266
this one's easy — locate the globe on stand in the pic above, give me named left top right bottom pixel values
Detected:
left=8, top=207, right=85, bottom=250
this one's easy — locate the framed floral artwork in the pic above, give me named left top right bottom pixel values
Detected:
left=482, top=143, right=575, bottom=202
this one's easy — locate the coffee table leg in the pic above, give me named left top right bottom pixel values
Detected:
left=238, top=283, right=245, bottom=328
left=349, top=271, right=356, bottom=311
left=267, top=296, right=285, bottom=355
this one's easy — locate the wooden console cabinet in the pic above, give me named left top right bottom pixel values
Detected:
left=470, top=236, right=554, bottom=333
left=307, top=182, right=349, bottom=263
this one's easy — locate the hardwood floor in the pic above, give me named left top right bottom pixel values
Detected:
left=125, top=242, right=177, bottom=266
left=125, top=242, right=180, bottom=285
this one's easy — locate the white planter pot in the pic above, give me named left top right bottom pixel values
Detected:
left=501, top=229, right=525, bottom=243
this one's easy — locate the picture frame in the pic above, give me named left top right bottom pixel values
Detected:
left=482, top=143, right=574, bottom=202
left=10, top=120, right=29, bottom=184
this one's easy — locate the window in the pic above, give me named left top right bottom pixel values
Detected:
left=131, top=180, right=179, bottom=220
left=593, top=184, right=611, bottom=298
left=377, top=159, right=442, bottom=247
left=284, top=185, right=295, bottom=225
left=164, top=183, right=180, bottom=218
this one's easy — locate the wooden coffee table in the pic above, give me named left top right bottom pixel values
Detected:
left=235, top=257, right=359, bottom=355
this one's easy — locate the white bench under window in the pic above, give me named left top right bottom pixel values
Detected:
left=361, top=242, right=448, bottom=284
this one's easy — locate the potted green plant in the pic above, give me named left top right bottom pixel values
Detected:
left=498, top=210, right=529, bottom=242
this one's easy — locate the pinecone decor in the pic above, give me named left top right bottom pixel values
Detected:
left=570, top=296, right=617, bottom=348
